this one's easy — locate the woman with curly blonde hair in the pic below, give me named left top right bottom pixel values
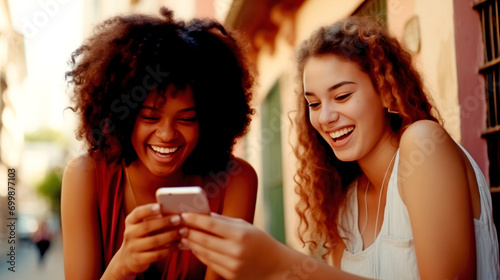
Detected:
left=178, top=16, right=500, bottom=280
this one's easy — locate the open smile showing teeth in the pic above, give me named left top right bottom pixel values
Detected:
left=329, top=126, right=354, bottom=142
left=150, top=145, right=179, bottom=156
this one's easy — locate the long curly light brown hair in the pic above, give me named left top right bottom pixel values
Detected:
left=293, top=16, right=441, bottom=258
left=66, top=7, right=254, bottom=175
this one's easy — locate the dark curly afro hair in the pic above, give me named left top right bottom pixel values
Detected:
left=66, top=7, right=254, bottom=175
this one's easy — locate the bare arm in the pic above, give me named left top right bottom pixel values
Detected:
left=399, top=120, right=476, bottom=279
left=181, top=213, right=370, bottom=280
left=330, top=241, right=346, bottom=268
left=179, top=159, right=371, bottom=280
left=61, top=155, right=103, bottom=279
left=179, top=121, right=478, bottom=280
left=204, top=157, right=258, bottom=280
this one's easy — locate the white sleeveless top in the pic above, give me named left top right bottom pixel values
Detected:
left=338, top=148, right=500, bottom=279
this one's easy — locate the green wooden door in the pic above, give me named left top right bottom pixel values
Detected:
left=261, top=82, right=285, bottom=243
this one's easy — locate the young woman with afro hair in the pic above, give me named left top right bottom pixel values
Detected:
left=61, top=7, right=257, bottom=280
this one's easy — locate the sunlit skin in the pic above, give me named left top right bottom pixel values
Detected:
left=177, top=55, right=480, bottom=280
left=303, top=54, right=400, bottom=249
left=61, top=8, right=259, bottom=280
left=62, top=86, right=257, bottom=280
left=303, top=54, right=395, bottom=165
left=129, top=86, right=200, bottom=193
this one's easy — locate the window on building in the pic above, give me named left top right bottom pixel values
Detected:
left=353, top=0, right=387, bottom=26
left=475, top=0, right=500, bottom=188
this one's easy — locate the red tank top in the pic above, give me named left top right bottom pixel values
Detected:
left=94, top=156, right=226, bottom=279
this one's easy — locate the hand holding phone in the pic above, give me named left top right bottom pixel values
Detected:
left=155, top=186, right=210, bottom=215
left=156, top=186, right=210, bottom=250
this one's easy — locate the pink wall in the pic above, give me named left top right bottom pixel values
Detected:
left=453, top=0, right=489, bottom=183
left=195, top=0, right=215, bottom=18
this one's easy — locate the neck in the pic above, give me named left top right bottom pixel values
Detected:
left=357, top=136, right=398, bottom=191
left=127, top=161, right=187, bottom=193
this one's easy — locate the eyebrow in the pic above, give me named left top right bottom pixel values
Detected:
left=304, top=81, right=356, bottom=96
left=141, top=106, right=197, bottom=113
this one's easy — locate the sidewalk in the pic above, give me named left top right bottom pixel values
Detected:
left=0, top=233, right=65, bottom=280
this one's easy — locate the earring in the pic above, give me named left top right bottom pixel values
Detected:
left=387, top=107, right=399, bottom=114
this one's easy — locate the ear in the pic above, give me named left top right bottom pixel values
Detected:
left=380, top=91, right=393, bottom=110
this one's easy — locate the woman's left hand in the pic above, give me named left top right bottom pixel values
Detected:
left=179, top=212, right=282, bottom=280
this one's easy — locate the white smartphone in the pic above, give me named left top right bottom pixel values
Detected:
left=155, top=186, right=210, bottom=215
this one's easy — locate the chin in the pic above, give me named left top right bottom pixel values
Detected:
left=332, top=150, right=357, bottom=163
left=157, top=168, right=180, bottom=177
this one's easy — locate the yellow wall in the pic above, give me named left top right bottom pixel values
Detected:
left=386, top=0, right=459, bottom=139
left=413, top=0, right=459, bottom=140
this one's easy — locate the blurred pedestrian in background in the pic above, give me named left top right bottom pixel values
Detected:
left=32, top=220, right=52, bottom=266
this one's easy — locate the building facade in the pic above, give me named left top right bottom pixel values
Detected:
left=0, top=0, right=27, bottom=257
left=224, top=0, right=499, bottom=251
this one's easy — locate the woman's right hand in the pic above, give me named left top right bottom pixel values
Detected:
left=180, top=213, right=369, bottom=280
left=179, top=213, right=283, bottom=280
left=104, top=203, right=182, bottom=279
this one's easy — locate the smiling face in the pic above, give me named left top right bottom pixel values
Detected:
left=303, top=54, right=393, bottom=162
left=131, top=85, right=199, bottom=178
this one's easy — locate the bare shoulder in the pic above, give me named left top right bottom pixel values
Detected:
left=62, top=153, right=98, bottom=196
left=202, top=157, right=257, bottom=188
left=397, top=119, right=466, bottom=194
left=64, top=153, right=96, bottom=174
left=223, top=157, right=258, bottom=195
left=400, top=120, right=452, bottom=148
left=218, top=157, right=258, bottom=222
left=228, top=157, right=258, bottom=182
left=399, top=120, right=459, bottom=160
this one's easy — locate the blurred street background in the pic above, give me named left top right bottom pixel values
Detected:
left=0, top=233, right=64, bottom=279
left=1, top=0, right=499, bottom=278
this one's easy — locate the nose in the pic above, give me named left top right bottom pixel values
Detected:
left=318, top=102, right=339, bottom=125
left=155, top=119, right=178, bottom=141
